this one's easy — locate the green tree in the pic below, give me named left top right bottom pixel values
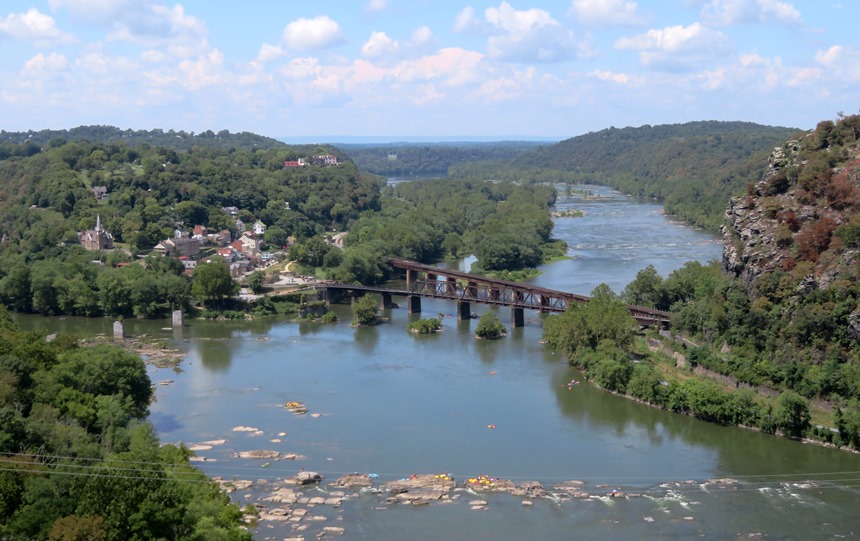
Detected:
left=475, top=311, right=506, bottom=339
left=773, top=390, right=811, bottom=438
left=622, top=265, right=666, bottom=309
left=351, top=295, right=380, bottom=326
left=192, top=258, right=238, bottom=308
left=247, top=271, right=265, bottom=294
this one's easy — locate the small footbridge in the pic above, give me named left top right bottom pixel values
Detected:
left=317, top=258, right=671, bottom=328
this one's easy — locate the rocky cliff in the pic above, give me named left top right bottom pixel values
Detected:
left=722, top=116, right=860, bottom=296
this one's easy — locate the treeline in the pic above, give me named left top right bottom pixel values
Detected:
left=0, top=125, right=285, bottom=153
left=340, top=141, right=546, bottom=177
left=541, top=278, right=842, bottom=446
left=572, top=258, right=860, bottom=447
left=450, top=121, right=798, bottom=232
left=0, top=311, right=251, bottom=539
left=288, top=179, right=565, bottom=283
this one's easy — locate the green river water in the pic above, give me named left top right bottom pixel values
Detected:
left=16, top=186, right=860, bottom=540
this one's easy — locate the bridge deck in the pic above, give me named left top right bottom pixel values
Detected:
left=319, top=257, right=671, bottom=326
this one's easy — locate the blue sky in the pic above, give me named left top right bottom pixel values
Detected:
left=0, top=0, right=857, bottom=140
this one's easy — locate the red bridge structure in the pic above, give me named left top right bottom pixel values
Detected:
left=317, top=258, right=671, bottom=329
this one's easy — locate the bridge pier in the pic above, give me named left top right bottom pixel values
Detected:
left=380, top=292, right=396, bottom=309
left=511, top=307, right=524, bottom=328
left=457, top=301, right=471, bottom=321
left=407, top=295, right=421, bottom=314
left=406, top=269, right=419, bottom=289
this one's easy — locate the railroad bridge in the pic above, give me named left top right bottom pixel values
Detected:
left=317, top=258, right=670, bottom=328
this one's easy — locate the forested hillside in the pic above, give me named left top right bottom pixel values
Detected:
left=340, top=141, right=546, bottom=177
left=0, top=125, right=284, bottom=153
left=451, top=121, right=797, bottom=232
left=0, top=132, right=380, bottom=317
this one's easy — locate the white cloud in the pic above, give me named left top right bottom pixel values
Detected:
left=283, top=16, right=344, bottom=52
left=362, top=31, right=399, bottom=59
left=814, top=45, right=841, bottom=66
left=361, top=27, right=436, bottom=63
left=483, top=2, right=581, bottom=63
left=253, top=43, right=286, bottom=66
left=365, top=0, right=389, bottom=12
left=589, top=69, right=631, bottom=84
left=453, top=7, right=483, bottom=34
left=0, top=8, right=73, bottom=46
left=572, top=0, right=648, bottom=26
left=23, top=51, right=69, bottom=73
left=409, top=26, right=434, bottom=48
left=105, top=3, right=208, bottom=58
left=615, top=22, right=732, bottom=70
left=701, top=0, right=802, bottom=26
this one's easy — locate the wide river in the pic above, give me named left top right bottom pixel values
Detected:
left=18, top=186, right=860, bottom=540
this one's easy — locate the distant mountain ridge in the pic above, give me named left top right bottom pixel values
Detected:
left=0, top=125, right=287, bottom=151
left=513, top=121, right=799, bottom=232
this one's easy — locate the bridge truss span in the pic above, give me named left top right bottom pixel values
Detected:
left=317, top=258, right=671, bottom=329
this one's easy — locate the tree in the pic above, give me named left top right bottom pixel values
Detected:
left=247, top=271, right=265, bottom=294
left=351, top=295, right=380, bottom=326
left=475, top=311, right=506, bottom=339
left=773, top=390, right=811, bottom=438
left=192, top=258, right=238, bottom=308
left=623, top=265, right=666, bottom=309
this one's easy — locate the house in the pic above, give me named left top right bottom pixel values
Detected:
left=221, top=206, right=239, bottom=217
left=284, top=158, right=306, bottom=167
left=153, top=237, right=200, bottom=257
left=209, top=229, right=232, bottom=246
left=192, top=225, right=208, bottom=239
left=92, top=186, right=108, bottom=200
left=80, top=215, right=114, bottom=251
left=179, top=256, right=197, bottom=272
left=253, top=220, right=267, bottom=236
left=313, top=154, right=339, bottom=166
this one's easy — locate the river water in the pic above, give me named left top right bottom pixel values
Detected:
left=17, top=186, right=860, bottom=540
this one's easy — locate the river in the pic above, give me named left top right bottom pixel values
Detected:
left=16, top=186, right=860, bottom=540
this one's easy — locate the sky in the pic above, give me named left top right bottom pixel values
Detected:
left=0, top=0, right=858, bottom=141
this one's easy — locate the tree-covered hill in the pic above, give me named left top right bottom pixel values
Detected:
left=340, top=141, right=547, bottom=177
left=0, top=125, right=286, bottom=153
left=451, top=121, right=798, bottom=232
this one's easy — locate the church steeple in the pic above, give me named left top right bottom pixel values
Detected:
left=95, top=214, right=102, bottom=231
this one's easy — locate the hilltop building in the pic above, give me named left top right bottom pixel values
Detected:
left=80, top=215, right=114, bottom=251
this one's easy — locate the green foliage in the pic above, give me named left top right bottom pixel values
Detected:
left=0, top=327, right=250, bottom=540
left=408, top=318, right=442, bottom=334
left=247, top=271, right=265, bottom=294
left=449, top=121, right=796, bottom=233
left=772, top=390, right=811, bottom=438
left=341, top=141, right=545, bottom=177
left=475, top=311, right=506, bottom=339
left=543, top=284, right=636, bottom=356
left=192, top=258, right=238, bottom=308
left=351, top=295, right=380, bottom=326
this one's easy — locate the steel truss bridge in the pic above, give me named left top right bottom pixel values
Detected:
left=317, top=258, right=670, bottom=328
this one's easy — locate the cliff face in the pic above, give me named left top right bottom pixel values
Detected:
left=722, top=118, right=860, bottom=295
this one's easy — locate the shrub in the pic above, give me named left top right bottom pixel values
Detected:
left=408, top=318, right=442, bottom=334
left=475, top=311, right=506, bottom=339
